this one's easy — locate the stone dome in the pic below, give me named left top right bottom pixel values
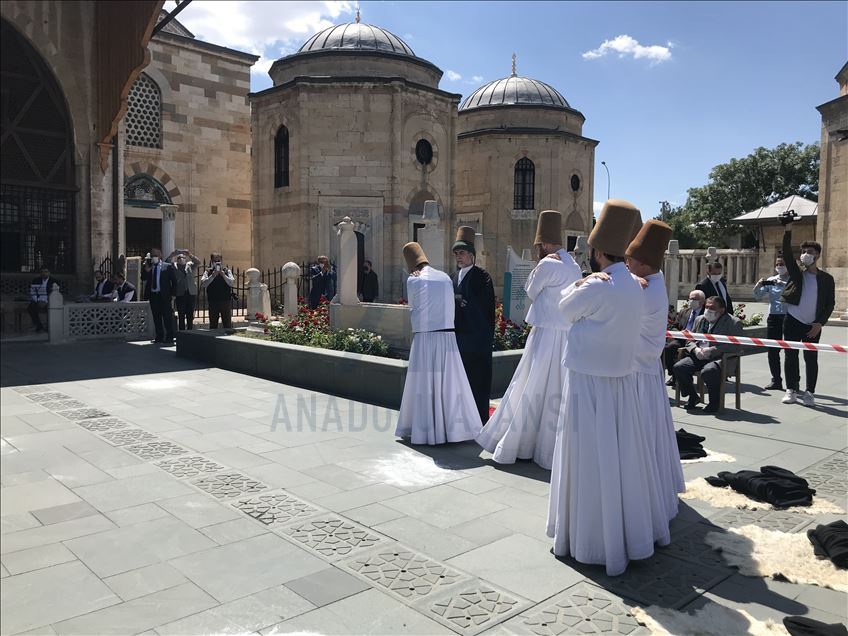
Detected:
left=459, top=75, right=571, bottom=111
left=299, top=22, right=415, bottom=57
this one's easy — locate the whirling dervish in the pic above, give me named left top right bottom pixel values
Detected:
left=476, top=210, right=581, bottom=469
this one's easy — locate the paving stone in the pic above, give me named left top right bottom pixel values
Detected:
left=56, top=408, right=112, bottom=421
left=191, top=471, right=269, bottom=499
left=76, top=418, right=130, bottom=432
left=1, top=542, right=77, bottom=574
left=40, top=400, right=87, bottom=411
left=705, top=508, right=814, bottom=533
left=155, top=455, right=227, bottom=479
left=30, top=501, right=99, bottom=526
left=341, top=544, right=466, bottom=600
left=284, top=566, right=371, bottom=607
left=281, top=514, right=385, bottom=560
left=426, top=582, right=530, bottom=636
left=504, top=582, right=650, bottom=636
left=98, top=428, right=159, bottom=447
left=13, top=386, right=55, bottom=395
left=657, top=522, right=736, bottom=571
left=122, top=440, right=190, bottom=460
left=232, top=490, right=322, bottom=526
left=25, top=392, right=71, bottom=403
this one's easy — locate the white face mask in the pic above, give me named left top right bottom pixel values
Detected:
left=688, top=299, right=702, bottom=310
left=704, top=309, right=718, bottom=323
left=709, top=274, right=722, bottom=283
left=800, top=253, right=815, bottom=266
left=775, top=265, right=787, bottom=275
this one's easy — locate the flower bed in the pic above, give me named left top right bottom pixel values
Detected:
left=494, top=302, right=530, bottom=351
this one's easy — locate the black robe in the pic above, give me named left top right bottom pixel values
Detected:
left=451, top=265, right=496, bottom=423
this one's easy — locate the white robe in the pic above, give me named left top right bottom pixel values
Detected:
left=547, top=262, right=670, bottom=576
left=476, top=250, right=581, bottom=468
left=633, top=271, right=686, bottom=521
left=396, top=266, right=482, bottom=445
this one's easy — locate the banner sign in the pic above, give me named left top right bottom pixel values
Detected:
left=502, top=246, right=535, bottom=323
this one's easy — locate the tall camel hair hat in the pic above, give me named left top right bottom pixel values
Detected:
left=626, top=219, right=673, bottom=270
left=587, top=199, right=642, bottom=258
left=403, top=242, right=429, bottom=271
left=452, top=226, right=476, bottom=254
left=534, top=210, right=562, bottom=246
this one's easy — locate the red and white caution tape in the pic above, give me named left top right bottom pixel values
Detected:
left=666, top=330, right=847, bottom=354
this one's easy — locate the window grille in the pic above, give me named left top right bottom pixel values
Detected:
left=126, top=74, right=162, bottom=148
left=274, top=126, right=289, bottom=188
left=514, top=157, right=535, bottom=210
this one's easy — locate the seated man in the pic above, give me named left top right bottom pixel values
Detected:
left=672, top=295, right=743, bottom=413
left=663, top=289, right=705, bottom=386
left=111, top=273, right=136, bottom=302
left=28, top=267, right=59, bottom=332
left=90, top=270, right=114, bottom=302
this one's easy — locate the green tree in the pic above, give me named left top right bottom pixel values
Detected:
left=657, top=142, right=819, bottom=248
left=657, top=201, right=701, bottom=248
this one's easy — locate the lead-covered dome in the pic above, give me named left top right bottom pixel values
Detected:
left=460, top=75, right=571, bottom=111
left=299, top=22, right=415, bottom=57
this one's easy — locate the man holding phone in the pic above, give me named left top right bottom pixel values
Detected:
left=753, top=255, right=789, bottom=390
left=201, top=252, right=235, bottom=330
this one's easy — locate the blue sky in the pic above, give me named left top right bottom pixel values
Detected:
left=173, top=1, right=847, bottom=219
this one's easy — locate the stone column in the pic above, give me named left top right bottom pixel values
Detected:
left=48, top=283, right=64, bottom=344
left=336, top=216, right=360, bottom=305
left=160, top=205, right=177, bottom=255
left=282, top=262, right=300, bottom=317
left=666, top=240, right=680, bottom=303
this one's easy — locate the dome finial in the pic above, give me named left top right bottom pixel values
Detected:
left=511, top=53, right=517, bottom=77
left=355, top=4, right=361, bottom=23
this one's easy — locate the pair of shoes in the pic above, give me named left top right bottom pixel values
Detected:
left=702, top=402, right=720, bottom=414
left=782, top=389, right=797, bottom=404
left=800, top=391, right=816, bottom=408
left=685, top=397, right=701, bottom=410
left=666, top=377, right=676, bottom=387
left=764, top=380, right=784, bottom=390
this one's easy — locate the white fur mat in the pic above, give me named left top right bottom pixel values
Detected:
left=704, top=524, right=848, bottom=592
left=680, top=449, right=736, bottom=464
left=680, top=478, right=845, bottom=515
left=632, top=603, right=787, bottom=636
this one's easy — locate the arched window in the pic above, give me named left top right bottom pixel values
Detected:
left=126, top=73, right=162, bottom=148
left=124, top=174, right=172, bottom=207
left=514, top=157, right=535, bottom=210
left=274, top=126, right=289, bottom=188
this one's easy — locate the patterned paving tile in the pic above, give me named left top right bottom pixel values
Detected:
left=658, top=523, right=735, bottom=571
left=25, top=391, right=70, bottom=403
left=40, top=399, right=87, bottom=411
left=55, top=407, right=111, bottom=421
left=155, top=455, right=227, bottom=479
left=504, top=582, right=649, bottom=636
left=122, top=440, right=190, bottom=461
left=705, top=508, right=813, bottom=533
left=280, top=514, right=384, bottom=560
left=13, top=386, right=54, bottom=395
left=232, top=490, right=321, bottom=526
left=190, top=471, right=268, bottom=500
left=76, top=417, right=130, bottom=432
left=803, top=470, right=847, bottom=504
left=98, top=428, right=159, bottom=446
left=340, top=545, right=466, bottom=600
left=426, top=582, right=530, bottom=636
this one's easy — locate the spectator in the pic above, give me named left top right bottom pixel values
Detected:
left=361, top=259, right=379, bottom=302
left=308, top=255, right=335, bottom=309
left=753, top=256, right=790, bottom=390
left=697, top=261, right=733, bottom=315
left=90, top=270, right=113, bottom=302
left=141, top=248, right=177, bottom=344
left=111, top=273, right=135, bottom=302
left=28, top=267, right=58, bottom=332
left=168, top=250, right=200, bottom=330
left=664, top=289, right=706, bottom=386
left=672, top=295, right=743, bottom=413
left=201, top=252, right=235, bottom=330
left=780, top=223, right=836, bottom=408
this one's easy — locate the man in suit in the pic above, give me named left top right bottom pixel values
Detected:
left=663, top=289, right=705, bottom=385
left=308, top=255, right=336, bottom=309
left=141, top=248, right=177, bottom=344
left=90, top=270, right=114, bottom=301
left=111, top=273, right=136, bottom=302
left=672, top=295, right=743, bottom=413
left=360, top=260, right=379, bottom=303
left=696, top=261, right=733, bottom=315
left=451, top=226, right=496, bottom=424
left=27, top=267, right=60, bottom=332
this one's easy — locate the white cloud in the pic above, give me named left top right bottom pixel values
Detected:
left=582, top=34, right=672, bottom=65
left=593, top=201, right=605, bottom=214
left=445, top=70, right=462, bottom=81
left=470, top=75, right=483, bottom=83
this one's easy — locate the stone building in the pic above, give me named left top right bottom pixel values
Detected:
left=251, top=17, right=596, bottom=300
left=121, top=14, right=257, bottom=268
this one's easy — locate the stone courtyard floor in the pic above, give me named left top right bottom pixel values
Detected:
left=1, top=326, right=846, bottom=635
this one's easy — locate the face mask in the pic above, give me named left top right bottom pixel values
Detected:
left=800, top=253, right=815, bottom=266
left=775, top=266, right=787, bottom=275
left=709, top=274, right=722, bottom=283
left=688, top=299, right=702, bottom=310
left=704, top=309, right=718, bottom=323
left=151, top=256, right=160, bottom=265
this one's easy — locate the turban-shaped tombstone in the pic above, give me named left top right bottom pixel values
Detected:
left=282, top=262, right=300, bottom=317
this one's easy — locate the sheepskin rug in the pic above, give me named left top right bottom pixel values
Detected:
left=680, top=478, right=845, bottom=515
left=680, top=449, right=737, bottom=464
left=704, top=524, right=848, bottom=592
left=632, top=603, right=787, bottom=636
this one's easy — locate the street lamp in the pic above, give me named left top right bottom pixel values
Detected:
left=600, top=161, right=610, bottom=200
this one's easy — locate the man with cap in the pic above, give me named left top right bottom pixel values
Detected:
left=547, top=199, right=670, bottom=577
left=626, top=220, right=686, bottom=522
left=396, top=242, right=482, bottom=445
left=451, top=227, right=496, bottom=424
left=476, top=210, right=581, bottom=469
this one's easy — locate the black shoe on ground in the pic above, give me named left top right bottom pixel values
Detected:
left=764, top=380, right=783, bottom=390
left=685, top=397, right=701, bottom=410
left=702, top=402, right=720, bottom=414
left=666, top=377, right=676, bottom=387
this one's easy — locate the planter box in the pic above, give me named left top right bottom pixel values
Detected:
left=176, top=329, right=524, bottom=409
left=329, top=302, right=412, bottom=353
